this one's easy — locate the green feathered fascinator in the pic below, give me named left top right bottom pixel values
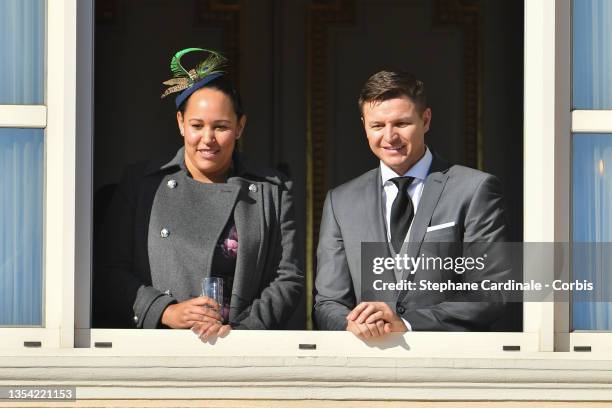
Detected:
left=161, top=47, right=227, bottom=108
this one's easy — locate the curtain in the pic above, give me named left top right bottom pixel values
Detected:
left=573, top=134, right=612, bottom=330
left=0, top=129, right=43, bottom=326
left=0, top=0, right=44, bottom=104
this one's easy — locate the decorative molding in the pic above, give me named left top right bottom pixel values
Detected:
left=193, top=0, right=244, bottom=150
left=434, top=0, right=483, bottom=169
left=193, top=0, right=242, bottom=87
left=306, top=0, right=356, bottom=329
left=3, top=354, right=612, bottom=401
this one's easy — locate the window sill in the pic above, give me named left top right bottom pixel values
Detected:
left=2, top=331, right=612, bottom=401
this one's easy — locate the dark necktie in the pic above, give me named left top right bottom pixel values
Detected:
left=390, top=176, right=415, bottom=253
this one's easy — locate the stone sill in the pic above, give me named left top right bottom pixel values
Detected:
left=2, top=353, right=612, bottom=401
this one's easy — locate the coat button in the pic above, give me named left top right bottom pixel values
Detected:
left=249, top=184, right=257, bottom=193
left=160, top=228, right=170, bottom=238
left=167, top=179, right=177, bottom=189
left=397, top=305, right=406, bottom=314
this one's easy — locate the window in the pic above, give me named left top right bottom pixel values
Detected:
left=572, top=134, right=612, bottom=331
left=0, top=128, right=44, bottom=326
left=572, top=0, right=612, bottom=110
left=5, top=2, right=612, bottom=404
left=571, top=0, right=612, bottom=334
left=0, top=0, right=45, bottom=328
left=0, top=0, right=80, bottom=348
left=0, top=0, right=44, bottom=105
left=86, top=0, right=535, bottom=353
left=2, top=0, right=601, bottom=357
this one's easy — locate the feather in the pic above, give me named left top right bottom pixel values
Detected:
left=162, top=47, right=228, bottom=100
left=163, top=78, right=190, bottom=86
left=161, top=83, right=190, bottom=99
left=170, top=47, right=205, bottom=78
left=195, top=51, right=227, bottom=78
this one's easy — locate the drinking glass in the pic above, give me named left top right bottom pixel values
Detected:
left=202, top=277, right=224, bottom=312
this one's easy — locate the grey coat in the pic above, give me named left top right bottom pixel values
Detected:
left=314, top=154, right=510, bottom=331
left=93, top=148, right=303, bottom=329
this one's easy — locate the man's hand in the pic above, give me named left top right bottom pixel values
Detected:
left=191, top=321, right=231, bottom=342
left=346, top=318, right=391, bottom=339
left=347, top=302, right=407, bottom=333
left=161, top=296, right=223, bottom=329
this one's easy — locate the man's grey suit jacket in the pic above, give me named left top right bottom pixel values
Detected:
left=314, top=155, right=511, bottom=331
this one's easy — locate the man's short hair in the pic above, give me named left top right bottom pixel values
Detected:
left=358, top=70, right=427, bottom=115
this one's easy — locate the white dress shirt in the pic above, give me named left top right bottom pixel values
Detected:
left=379, top=147, right=433, bottom=332
left=380, top=147, right=433, bottom=242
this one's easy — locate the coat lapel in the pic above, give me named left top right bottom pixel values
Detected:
left=147, top=171, right=240, bottom=301
left=202, top=184, right=241, bottom=280
left=227, top=177, right=264, bottom=320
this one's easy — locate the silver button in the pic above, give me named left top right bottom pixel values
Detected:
left=249, top=184, right=257, bottom=193
left=160, top=228, right=170, bottom=238
left=133, top=315, right=139, bottom=323
left=164, top=289, right=172, bottom=296
left=167, top=179, right=177, bottom=189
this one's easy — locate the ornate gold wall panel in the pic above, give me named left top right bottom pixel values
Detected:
left=306, top=0, right=355, bottom=329
left=193, top=0, right=243, bottom=152
left=193, top=0, right=242, bottom=86
left=434, top=0, right=483, bottom=169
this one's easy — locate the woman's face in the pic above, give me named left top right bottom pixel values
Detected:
left=177, top=87, right=246, bottom=183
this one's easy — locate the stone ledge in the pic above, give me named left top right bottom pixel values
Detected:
left=1, top=355, right=612, bottom=400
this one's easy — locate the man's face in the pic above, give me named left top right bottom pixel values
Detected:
left=362, top=96, right=431, bottom=176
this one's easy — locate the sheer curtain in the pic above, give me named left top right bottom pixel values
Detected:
left=573, top=134, right=612, bottom=330
left=0, top=0, right=45, bottom=325
left=0, top=0, right=44, bottom=105
left=572, top=0, right=612, bottom=330
left=573, top=0, right=612, bottom=109
left=0, top=129, right=43, bottom=325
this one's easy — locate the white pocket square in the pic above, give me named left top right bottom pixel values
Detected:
left=426, top=221, right=456, bottom=232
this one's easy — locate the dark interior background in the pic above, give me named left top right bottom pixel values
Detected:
left=93, top=0, right=524, bottom=330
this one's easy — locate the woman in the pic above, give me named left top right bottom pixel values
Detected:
left=93, top=48, right=303, bottom=340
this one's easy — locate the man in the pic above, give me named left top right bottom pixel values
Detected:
left=314, top=70, right=510, bottom=337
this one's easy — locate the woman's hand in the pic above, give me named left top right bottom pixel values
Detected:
left=191, top=321, right=231, bottom=342
left=161, top=296, right=223, bottom=329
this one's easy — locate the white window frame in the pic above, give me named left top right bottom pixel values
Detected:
left=523, top=0, right=571, bottom=353
left=531, top=0, right=573, bottom=353
left=567, top=116, right=612, bottom=352
left=2, top=0, right=583, bottom=356
left=0, top=0, right=77, bottom=349
left=555, top=0, right=612, bottom=352
left=79, top=0, right=557, bottom=355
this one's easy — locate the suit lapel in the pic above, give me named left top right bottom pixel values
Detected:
left=361, top=168, right=396, bottom=301
left=227, top=178, right=264, bottom=319
left=403, top=155, right=450, bottom=280
left=364, top=168, right=388, bottom=244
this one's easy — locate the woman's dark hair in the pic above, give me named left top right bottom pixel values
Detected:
left=177, top=76, right=244, bottom=119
